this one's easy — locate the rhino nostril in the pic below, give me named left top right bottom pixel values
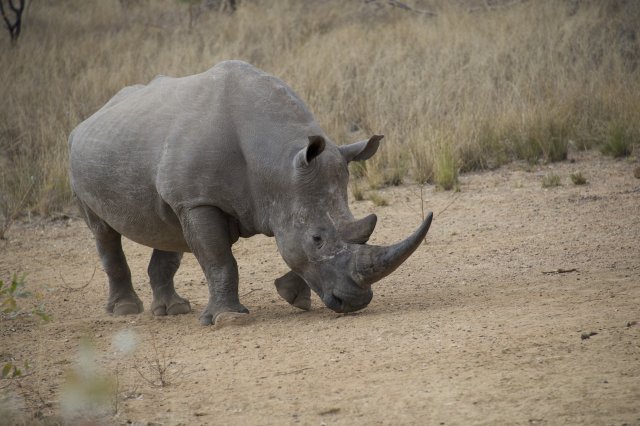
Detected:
left=324, top=293, right=344, bottom=312
left=332, top=294, right=344, bottom=310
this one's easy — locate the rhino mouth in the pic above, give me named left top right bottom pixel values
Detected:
left=322, top=286, right=373, bottom=313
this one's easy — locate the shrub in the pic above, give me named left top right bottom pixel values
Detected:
left=434, top=143, right=459, bottom=191
left=570, top=172, right=587, bottom=185
left=601, top=122, right=636, bottom=158
left=541, top=173, right=561, bottom=188
left=0, top=273, right=50, bottom=321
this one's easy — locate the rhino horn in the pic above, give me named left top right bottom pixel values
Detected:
left=340, top=214, right=377, bottom=244
left=352, top=212, right=433, bottom=287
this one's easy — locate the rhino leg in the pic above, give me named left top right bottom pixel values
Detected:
left=78, top=201, right=143, bottom=315
left=275, top=271, right=311, bottom=311
left=148, top=250, right=191, bottom=316
left=178, top=206, right=249, bottom=326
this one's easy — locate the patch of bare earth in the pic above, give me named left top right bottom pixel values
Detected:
left=1, top=151, right=639, bottom=425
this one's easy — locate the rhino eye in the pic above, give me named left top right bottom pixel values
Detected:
left=312, top=234, right=322, bottom=243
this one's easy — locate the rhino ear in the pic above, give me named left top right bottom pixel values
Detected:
left=295, top=135, right=326, bottom=168
left=339, top=135, right=384, bottom=163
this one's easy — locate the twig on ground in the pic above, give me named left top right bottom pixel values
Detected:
left=436, top=193, right=460, bottom=217
left=240, top=288, right=261, bottom=298
left=274, top=367, right=313, bottom=376
left=542, top=268, right=577, bottom=275
left=59, top=265, right=97, bottom=291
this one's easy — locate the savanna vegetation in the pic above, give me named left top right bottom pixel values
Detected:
left=1, top=0, right=638, bottom=234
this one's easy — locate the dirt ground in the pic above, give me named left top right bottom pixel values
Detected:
left=1, top=151, right=639, bottom=425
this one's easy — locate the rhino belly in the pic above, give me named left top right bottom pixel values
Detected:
left=70, top=146, right=190, bottom=253
left=77, top=183, right=190, bottom=252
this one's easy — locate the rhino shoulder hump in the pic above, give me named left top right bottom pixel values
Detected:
left=210, top=60, right=259, bottom=75
left=102, top=84, right=146, bottom=110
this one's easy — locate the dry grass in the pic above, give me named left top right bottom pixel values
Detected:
left=570, top=171, right=588, bottom=186
left=541, top=173, right=562, bottom=188
left=368, top=191, right=389, bottom=207
left=1, top=0, right=639, bottom=224
left=350, top=181, right=365, bottom=201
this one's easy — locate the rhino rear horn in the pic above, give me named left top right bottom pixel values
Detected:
left=340, top=214, right=377, bottom=244
left=352, top=212, right=433, bottom=287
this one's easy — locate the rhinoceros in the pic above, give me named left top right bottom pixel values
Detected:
left=69, top=60, right=433, bottom=325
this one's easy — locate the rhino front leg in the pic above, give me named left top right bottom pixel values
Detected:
left=148, top=250, right=191, bottom=316
left=179, top=206, right=248, bottom=325
left=275, top=271, right=311, bottom=311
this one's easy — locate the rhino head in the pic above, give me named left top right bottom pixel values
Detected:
left=274, top=134, right=433, bottom=313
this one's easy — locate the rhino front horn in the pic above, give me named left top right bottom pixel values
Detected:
left=352, top=212, right=433, bottom=287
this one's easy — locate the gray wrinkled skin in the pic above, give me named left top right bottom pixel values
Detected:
left=69, top=61, right=432, bottom=325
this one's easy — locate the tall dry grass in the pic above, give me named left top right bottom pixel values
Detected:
left=1, top=0, right=639, bottom=229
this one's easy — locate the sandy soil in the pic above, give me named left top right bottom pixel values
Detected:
left=1, top=151, right=639, bottom=425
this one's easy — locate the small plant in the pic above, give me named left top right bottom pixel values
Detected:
left=368, top=192, right=388, bottom=207
left=0, top=274, right=50, bottom=322
left=1, top=360, right=28, bottom=380
left=541, top=173, right=561, bottom=188
left=570, top=172, right=587, bottom=185
left=133, top=336, right=180, bottom=388
left=1, top=275, right=51, bottom=421
left=110, top=328, right=140, bottom=415
left=419, top=185, right=428, bottom=245
left=1, top=273, right=29, bottom=318
left=0, top=359, right=51, bottom=423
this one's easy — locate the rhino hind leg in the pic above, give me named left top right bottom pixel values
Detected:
left=275, top=271, right=311, bottom=311
left=148, top=249, right=191, bottom=316
left=78, top=201, right=143, bottom=315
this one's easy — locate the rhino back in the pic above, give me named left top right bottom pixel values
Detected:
left=70, top=61, right=322, bottom=249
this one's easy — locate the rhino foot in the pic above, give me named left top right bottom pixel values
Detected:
left=151, top=293, right=191, bottom=316
left=107, top=294, right=144, bottom=316
left=199, top=302, right=249, bottom=326
left=275, top=271, right=311, bottom=311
